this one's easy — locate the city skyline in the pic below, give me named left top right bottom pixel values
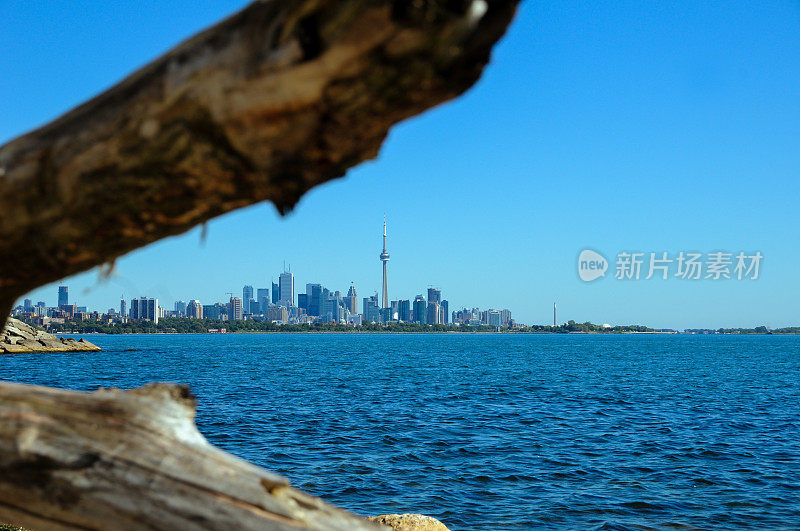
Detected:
left=17, top=220, right=512, bottom=328
left=22, top=275, right=510, bottom=329
left=5, top=2, right=799, bottom=329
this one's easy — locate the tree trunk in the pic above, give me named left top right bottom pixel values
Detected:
left=0, top=382, right=382, bottom=530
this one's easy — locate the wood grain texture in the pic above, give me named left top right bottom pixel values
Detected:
left=0, top=382, right=384, bottom=530
left=0, top=0, right=517, bottom=316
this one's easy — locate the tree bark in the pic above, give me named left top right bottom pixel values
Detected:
left=0, top=0, right=517, bottom=316
left=0, top=382, right=383, bottom=530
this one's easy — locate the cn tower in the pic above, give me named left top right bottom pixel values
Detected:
left=380, top=216, right=390, bottom=309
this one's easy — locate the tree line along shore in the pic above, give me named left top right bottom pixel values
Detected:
left=37, top=317, right=651, bottom=334
left=32, top=317, right=800, bottom=335
left=28, top=317, right=796, bottom=335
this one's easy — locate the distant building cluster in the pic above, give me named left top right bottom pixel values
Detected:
left=452, top=307, right=513, bottom=327
left=12, top=220, right=515, bottom=328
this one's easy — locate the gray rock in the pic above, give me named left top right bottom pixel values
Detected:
left=1, top=318, right=100, bottom=353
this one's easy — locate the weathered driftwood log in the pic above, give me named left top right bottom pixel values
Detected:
left=0, top=382, right=383, bottom=530
left=0, top=0, right=517, bottom=317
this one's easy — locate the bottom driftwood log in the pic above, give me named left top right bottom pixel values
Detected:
left=0, top=382, right=384, bottom=530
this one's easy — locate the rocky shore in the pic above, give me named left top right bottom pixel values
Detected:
left=1, top=318, right=100, bottom=353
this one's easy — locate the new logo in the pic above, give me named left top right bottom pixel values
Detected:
left=578, top=249, right=608, bottom=282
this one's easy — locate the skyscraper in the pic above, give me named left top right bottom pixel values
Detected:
left=120, top=296, right=126, bottom=318
left=427, top=288, right=441, bottom=304
left=363, top=294, right=380, bottom=323
left=130, top=297, right=159, bottom=324
left=242, top=285, right=254, bottom=312
left=187, top=300, right=203, bottom=319
left=174, top=300, right=187, bottom=316
left=380, top=217, right=390, bottom=309
left=297, top=293, right=308, bottom=311
left=203, top=304, right=222, bottom=320
left=306, top=283, right=322, bottom=316
left=398, top=299, right=411, bottom=322
left=229, top=297, right=243, bottom=320
left=58, top=285, right=69, bottom=307
left=271, top=282, right=279, bottom=304
left=279, top=270, right=294, bottom=306
left=256, top=288, right=270, bottom=313
left=345, top=284, right=358, bottom=314
left=413, top=295, right=426, bottom=325
left=427, top=300, right=443, bottom=325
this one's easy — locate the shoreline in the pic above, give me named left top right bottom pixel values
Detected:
left=62, top=330, right=793, bottom=336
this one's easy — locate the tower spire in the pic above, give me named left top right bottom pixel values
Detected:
left=379, top=215, right=390, bottom=310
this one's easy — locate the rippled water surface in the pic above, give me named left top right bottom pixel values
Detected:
left=2, top=333, right=799, bottom=529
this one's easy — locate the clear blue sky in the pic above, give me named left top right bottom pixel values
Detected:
left=3, top=1, right=799, bottom=329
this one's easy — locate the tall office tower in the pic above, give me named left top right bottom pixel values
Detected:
left=297, top=293, right=308, bottom=311
left=272, top=282, right=279, bottom=304
left=203, top=304, right=221, bottom=320
left=427, top=300, right=442, bottom=325
left=306, top=283, right=322, bottom=316
left=319, top=288, right=333, bottom=320
left=256, top=288, right=271, bottom=313
left=379, top=218, right=390, bottom=309
left=58, top=285, right=69, bottom=307
left=120, top=296, right=126, bottom=318
left=279, top=270, right=294, bottom=306
left=441, top=300, right=449, bottom=324
left=345, top=284, right=358, bottom=314
left=362, top=294, right=380, bottom=323
left=174, top=300, right=187, bottom=316
left=187, top=300, right=203, bottom=319
left=322, top=289, right=342, bottom=322
left=130, top=297, right=159, bottom=324
left=427, top=288, right=441, bottom=304
left=23, top=299, right=33, bottom=311
left=500, top=309, right=512, bottom=327
left=146, top=298, right=159, bottom=324
left=390, top=300, right=399, bottom=321
left=242, top=285, right=254, bottom=312
left=413, top=295, right=427, bottom=325
left=398, top=300, right=411, bottom=322
left=229, top=297, right=243, bottom=320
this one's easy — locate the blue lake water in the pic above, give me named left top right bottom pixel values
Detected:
left=1, top=333, right=799, bottom=529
